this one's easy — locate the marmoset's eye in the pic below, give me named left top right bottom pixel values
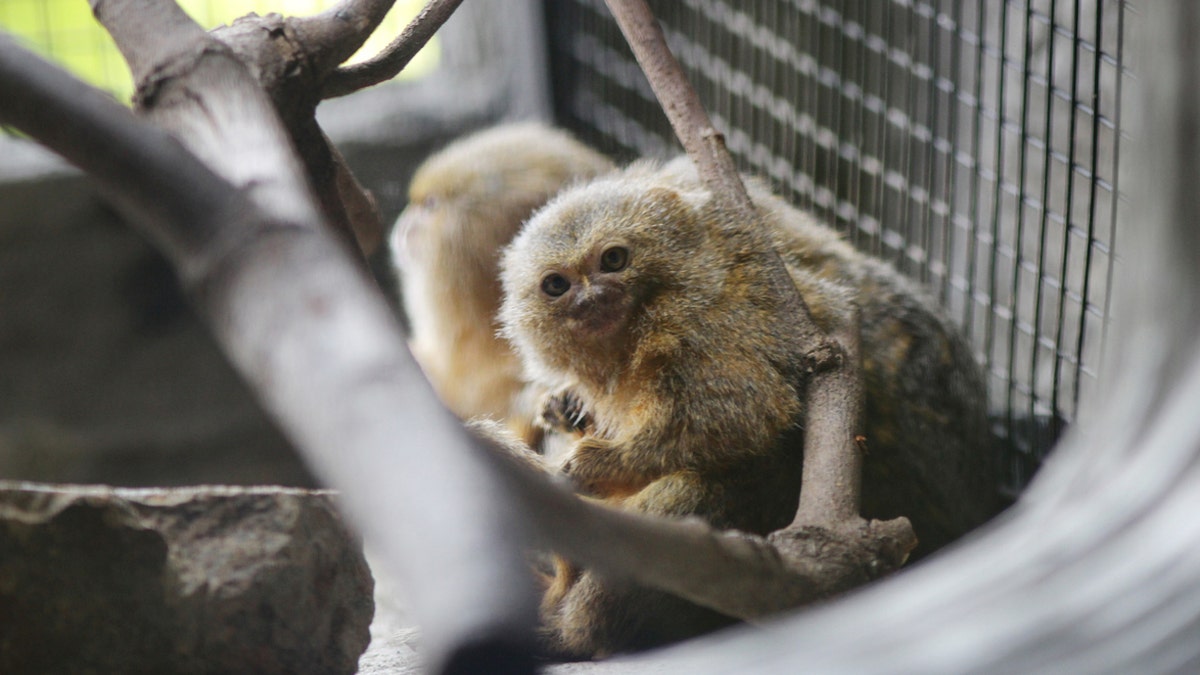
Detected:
left=541, top=273, right=571, bottom=297
left=599, top=246, right=630, bottom=273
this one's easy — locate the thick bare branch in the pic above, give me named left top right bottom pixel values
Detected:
left=500, top=456, right=913, bottom=621
left=478, top=422, right=912, bottom=623
left=794, top=311, right=864, bottom=525
left=322, top=0, right=465, bottom=99
left=92, top=0, right=319, bottom=230
left=0, top=25, right=536, bottom=675
left=511, top=308, right=909, bottom=621
left=94, top=0, right=389, bottom=263
left=90, top=0, right=208, bottom=85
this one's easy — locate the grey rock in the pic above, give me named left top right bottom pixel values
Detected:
left=0, top=482, right=373, bottom=675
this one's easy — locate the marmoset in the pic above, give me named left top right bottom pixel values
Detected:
left=391, top=123, right=614, bottom=443
left=498, top=159, right=995, bottom=659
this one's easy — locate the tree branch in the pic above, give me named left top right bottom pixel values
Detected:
left=90, top=0, right=208, bottom=85
left=92, top=0, right=321, bottom=233
left=603, top=0, right=753, bottom=217
left=0, top=23, right=536, bottom=675
left=94, top=0, right=408, bottom=264
left=484, top=442, right=913, bottom=621
left=289, top=0, right=398, bottom=74
left=603, top=0, right=909, bottom=567
left=794, top=310, right=864, bottom=525
left=470, top=309, right=911, bottom=623
left=321, top=0, right=465, bottom=99
left=327, top=131, right=387, bottom=256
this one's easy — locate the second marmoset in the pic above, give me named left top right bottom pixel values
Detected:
left=390, top=123, right=613, bottom=444
left=499, top=158, right=997, bottom=659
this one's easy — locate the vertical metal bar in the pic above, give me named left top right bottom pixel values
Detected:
left=897, top=1, right=917, bottom=276
left=828, top=5, right=846, bottom=231
left=1074, top=0, right=1118, bottom=413
left=1029, top=0, right=1060, bottom=444
left=870, top=0, right=895, bottom=258
left=1003, top=1, right=1037, bottom=456
left=1051, top=0, right=1085, bottom=436
left=737, top=2, right=753, bottom=170
left=762, top=1, right=780, bottom=198
left=1095, top=1, right=1126, bottom=393
left=782, top=2, right=800, bottom=208
left=916, top=2, right=943, bottom=289
left=883, top=0, right=901, bottom=262
left=697, top=3, right=715, bottom=155
left=941, top=0, right=965, bottom=311
left=984, top=0, right=1013, bottom=426
left=803, top=0, right=822, bottom=215
left=851, top=0, right=870, bottom=246
left=713, top=1, right=729, bottom=157
left=962, top=0, right=988, bottom=350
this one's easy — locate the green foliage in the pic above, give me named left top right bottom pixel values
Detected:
left=0, top=0, right=437, bottom=105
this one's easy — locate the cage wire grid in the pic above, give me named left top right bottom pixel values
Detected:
left=545, top=0, right=1130, bottom=496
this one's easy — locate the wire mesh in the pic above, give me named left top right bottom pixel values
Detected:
left=544, top=0, right=1130, bottom=495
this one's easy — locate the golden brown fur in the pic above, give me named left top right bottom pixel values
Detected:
left=499, top=159, right=995, bottom=659
left=391, top=123, right=614, bottom=443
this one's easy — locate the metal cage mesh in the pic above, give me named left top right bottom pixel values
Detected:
left=544, top=0, right=1130, bottom=495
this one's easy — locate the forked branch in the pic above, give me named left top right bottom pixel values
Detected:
left=321, top=0, right=465, bottom=99
left=289, top=0, right=398, bottom=74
